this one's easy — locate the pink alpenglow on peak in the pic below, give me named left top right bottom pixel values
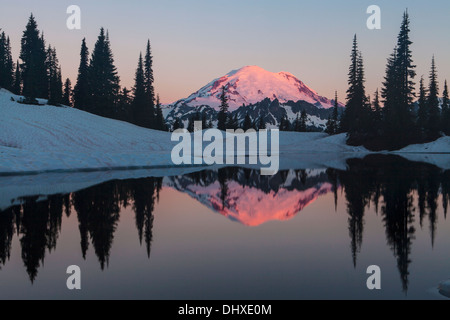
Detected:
left=172, top=65, right=340, bottom=111
left=184, top=180, right=334, bottom=227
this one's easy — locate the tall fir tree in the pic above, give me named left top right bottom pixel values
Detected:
left=299, top=110, right=308, bottom=132
left=154, top=94, right=166, bottom=131
left=132, top=52, right=147, bottom=127
left=117, top=87, right=132, bottom=121
left=73, top=38, right=90, bottom=110
left=382, top=11, right=416, bottom=149
left=441, top=80, right=450, bottom=135
left=144, top=40, right=155, bottom=128
left=0, top=32, right=14, bottom=91
left=46, top=46, right=62, bottom=105
left=372, top=88, right=382, bottom=131
left=258, top=116, right=266, bottom=130
left=326, top=91, right=340, bottom=135
left=227, top=113, right=239, bottom=130
left=20, top=14, right=48, bottom=101
left=279, top=114, right=290, bottom=131
left=340, top=35, right=369, bottom=142
left=426, top=56, right=440, bottom=140
left=243, top=113, right=252, bottom=131
left=417, top=76, right=428, bottom=138
left=173, top=117, right=184, bottom=131
left=62, top=78, right=72, bottom=107
left=88, top=28, right=120, bottom=117
left=217, top=86, right=229, bottom=131
left=12, top=60, right=21, bottom=95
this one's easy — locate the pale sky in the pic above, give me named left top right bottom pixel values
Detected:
left=1, top=0, right=449, bottom=104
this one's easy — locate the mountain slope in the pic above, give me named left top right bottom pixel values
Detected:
left=171, top=65, right=342, bottom=111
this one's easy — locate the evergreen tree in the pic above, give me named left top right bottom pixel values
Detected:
left=173, top=117, right=184, bottom=131
left=144, top=40, right=155, bottom=127
left=132, top=52, right=147, bottom=127
left=154, top=94, right=166, bottom=131
left=187, top=115, right=195, bottom=132
left=279, top=114, right=291, bottom=131
left=258, top=116, right=266, bottom=130
left=372, top=89, right=382, bottom=131
left=332, top=91, right=340, bottom=129
left=12, top=60, right=21, bottom=95
left=441, top=80, right=450, bottom=135
left=325, top=116, right=334, bottom=135
left=46, top=46, right=62, bottom=105
left=88, top=28, right=120, bottom=117
left=0, top=32, right=14, bottom=90
left=382, top=11, right=416, bottom=149
left=426, top=56, right=440, bottom=140
left=243, top=113, right=252, bottom=131
left=294, top=114, right=302, bottom=132
left=326, top=91, right=340, bottom=135
left=20, top=14, right=48, bottom=101
left=299, top=110, right=308, bottom=132
left=340, top=35, right=369, bottom=142
left=62, top=78, right=72, bottom=106
left=417, top=76, right=428, bottom=138
left=217, top=86, right=229, bottom=131
left=201, top=112, right=208, bottom=129
left=117, top=87, right=132, bottom=121
left=73, top=38, right=90, bottom=110
left=227, top=113, right=239, bottom=130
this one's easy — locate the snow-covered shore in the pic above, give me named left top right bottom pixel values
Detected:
left=1, top=88, right=450, bottom=176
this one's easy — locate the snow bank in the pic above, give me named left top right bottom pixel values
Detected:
left=1, top=88, right=450, bottom=176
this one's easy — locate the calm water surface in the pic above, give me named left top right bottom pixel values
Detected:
left=0, top=155, right=449, bottom=299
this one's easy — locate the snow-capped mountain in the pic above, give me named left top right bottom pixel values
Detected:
left=171, top=65, right=341, bottom=111
left=164, top=66, right=344, bottom=131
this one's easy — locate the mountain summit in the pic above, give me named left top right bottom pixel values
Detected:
left=172, top=65, right=337, bottom=111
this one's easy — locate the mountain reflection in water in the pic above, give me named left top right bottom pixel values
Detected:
left=0, top=155, right=449, bottom=298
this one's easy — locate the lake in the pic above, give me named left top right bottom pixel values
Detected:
left=0, top=155, right=449, bottom=299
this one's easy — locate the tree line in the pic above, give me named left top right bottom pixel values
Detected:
left=328, top=10, right=450, bottom=150
left=0, top=14, right=167, bottom=131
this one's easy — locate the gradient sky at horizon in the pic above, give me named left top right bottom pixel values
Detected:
left=1, top=0, right=449, bottom=104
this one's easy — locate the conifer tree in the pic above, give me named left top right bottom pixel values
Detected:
left=299, top=110, right=308, bottom=132
left=341, top=35, right=369, bottom=142
left=144, top=40, right=155, bottom=127
left=217, top=86, right=229, bottom=131
left=187, top=115, right=195, bottom=132
left=12, top=60, right=21, bottom=95
left=294, top=114, right=302, bottom=132
left=74, top=38, right=90, bottom=110
left=326, top=91, right=340, bottom=135
left=243, top=113, right=252, bottom=131
left=62, top=78, right=72, bottom=107
left=227, top=113, right=239, bottom=130
left=132, top=52, right=146, bottom=127
left=382, top=11, right=416, bottom=149
left=117, top=87, right=132, bottom=121
left=20, top=14, right=48, bottom=101
left=88, top=28, right=120, bottom=117
left=155, top=94, right=166, bottom=131
left=258, top=116, right=266, bottom=130
left=173, top=118, right=184, bottom=131
left=441, top=80, right=450, bottom=135
left=426, top=56, right=440, bottom=140
left=417, top=76, right=428, bottom=138
left=372, top=89, right=382, bottom=131
left=0, top=32, right=14, bottom=90
left=325, top=115, right=334, bottom=135
left=46, top=46, right=62, bottom=105
left=201, top=112, right=208, bottom=129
